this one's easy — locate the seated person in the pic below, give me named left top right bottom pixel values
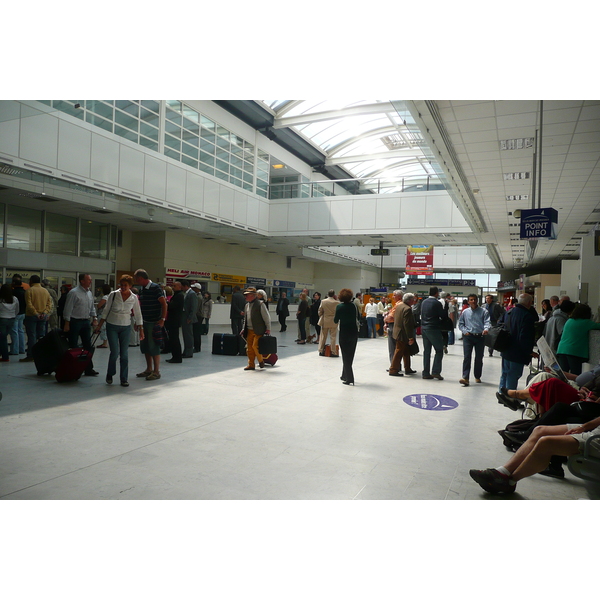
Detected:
left=470, top=414, right=600, bottom=494
left=497, top=370, right=600, bottom=414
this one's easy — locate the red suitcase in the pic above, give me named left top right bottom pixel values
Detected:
left=262, top=352, right=278, bottom=366
left=55, top=348, right=94, bottom=383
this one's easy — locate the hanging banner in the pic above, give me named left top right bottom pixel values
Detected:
left=166, top=268, right=211, bottom=279
left=406, top=245, right=434, bottom=276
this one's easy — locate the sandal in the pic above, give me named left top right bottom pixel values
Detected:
left=136, top=370, right=152, bottom=378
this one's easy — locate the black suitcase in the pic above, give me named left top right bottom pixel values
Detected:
left=258, top=334, right=277, bottom=355
left=32, top=328, right=70, bottom=375
left=212, top=333, right=240, bottom=355
left=358, top=317, right=369, bottom=338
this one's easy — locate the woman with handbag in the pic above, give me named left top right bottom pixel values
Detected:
left=334, top=288, right=359, bottom=385
left=95, top=275, right=144, bottom=387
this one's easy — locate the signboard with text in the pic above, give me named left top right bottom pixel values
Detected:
left=166, top=268, right=211, bottom=279
left=520, top=208, right=558, bottom=240
left=406, top=245, right=434, bottom=276
left=211, top=273, right=246, bottom=285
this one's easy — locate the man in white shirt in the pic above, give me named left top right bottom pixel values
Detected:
left=63, top=273, right=99, bottom=376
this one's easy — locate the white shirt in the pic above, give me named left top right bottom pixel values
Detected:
left=103, top=290, right=143, bottom=327
left=365, top=302, right=378, bottom=318
left=0, top=298, right=19, bottom=319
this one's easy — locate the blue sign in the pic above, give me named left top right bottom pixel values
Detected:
left=246, top=277, right=266, bottom=287
left=274, top=280, right=295, bottom=287
left=520, top=208, right=558, bottom=240
left=370, top=287, right=388, bottom=293
left=403, top=394, right=458, bottom=411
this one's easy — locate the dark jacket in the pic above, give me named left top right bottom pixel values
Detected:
left=276, top=297, right=289, bottom=317
left=12, top=285, right=26, bottom=315
left=500, top=303, right=536, bottom=365
left=166, top=290, right=185, bottom=328
left=297, top=299, right=309, bottom=320
left=310, top=298, right=321, bottom=326
left=230, top=291, right=246, bottom=320
left=483, top=301, right=504, bottom=326
left=420, top=296, right=444, bottom=330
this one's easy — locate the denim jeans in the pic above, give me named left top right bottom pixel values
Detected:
left=25, top=315, right=47, bottom=357
left=499, top=358, right=525, bottom=392
left=366, top=316, right=377, bottom=338
left=106, top=323, right=131, bottom=383
left=10, top=313, right=25, bottom=354
left=0, top=317, right=16, bottom=359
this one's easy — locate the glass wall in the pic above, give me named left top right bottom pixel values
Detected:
left=45, top=212, right=77, bottom=255
left=6, top=205, right=42, bottom=251
left=80, top=220, right=109, bottom=259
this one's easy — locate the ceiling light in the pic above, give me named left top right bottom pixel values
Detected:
left=272, top=164, right=285, bottom=169
left=506, top=194, right=529, bottom=201
left=500, top=138, right=534, bottom=151
left=503, top=172, right=530, bottom=180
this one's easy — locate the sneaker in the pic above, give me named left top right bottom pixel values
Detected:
left=146, top=372, right=161, bottom=380
left=496, top=391, right=522, bottom=411
left=469, top=468, right=516, bottom=494
left=432, top=374, right=444, bottom=380
left=459, top=378, right=469, bottom=386
left=136, top=370, right=152, bottom=378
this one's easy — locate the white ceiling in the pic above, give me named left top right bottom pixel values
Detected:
left=427, top=100, right=600, bottom=272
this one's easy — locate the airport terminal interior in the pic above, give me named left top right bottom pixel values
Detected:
left=2, top=99, right=600, bottom=502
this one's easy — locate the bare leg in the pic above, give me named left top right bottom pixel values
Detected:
left=145, top=354, right=153, bottom=372
left=152, top=355, right=160, bottom=373
left=507, top=388, right=531, bottom=400
left=503, top=424, right=580, bottom=481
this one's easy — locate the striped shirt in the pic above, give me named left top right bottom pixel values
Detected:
left=138, top=280, right=164, bottom=322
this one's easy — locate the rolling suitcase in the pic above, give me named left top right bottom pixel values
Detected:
left=32, top=328, right=70, bottom=375
left=55, top=347, right=94, bottom=383
left=212, top=333, right=240, bottom=355
left=258, top=334, right=277, bottom=355
left=358, top=317, right=369, bottom=338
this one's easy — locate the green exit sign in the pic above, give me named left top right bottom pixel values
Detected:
left=370, top=248, right=390, bottom=256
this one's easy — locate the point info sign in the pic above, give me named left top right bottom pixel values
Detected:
left=520, top=208, right=558, bottom=240
left=406, top=245, right=434, bottom=276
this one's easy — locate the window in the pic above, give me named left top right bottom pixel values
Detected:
left=45, top=212, right=77, bottom=255
left=80, top=220, right=109, bottom=259
left=6, top=205, right=42, bottom=251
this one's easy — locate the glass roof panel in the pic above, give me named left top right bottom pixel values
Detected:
left=260, top=100, right=433, bottom=189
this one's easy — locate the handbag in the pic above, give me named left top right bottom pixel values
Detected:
left=440, top=316, right=454, bottom=332
left=484, top=312, right=512, bottom=352
left=408, top=340, right=420, bottom=356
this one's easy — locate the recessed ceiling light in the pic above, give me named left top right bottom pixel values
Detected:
left=272, top=164, right=285, bottom=169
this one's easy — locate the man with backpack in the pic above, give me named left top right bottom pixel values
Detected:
left=483, top=295, right=505, bottom=356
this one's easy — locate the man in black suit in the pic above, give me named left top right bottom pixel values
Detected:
left=165, top=281, right=185, bottom=363
left=420, top=286, right=445, bottom=380
left=276, top=292, right=290, bottom=332
left=181, top=280, right=198, bottom=358
left=230, top=286, right=246, bottom=337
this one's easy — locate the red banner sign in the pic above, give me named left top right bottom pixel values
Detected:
left=406, top=245, right=434, bottom=275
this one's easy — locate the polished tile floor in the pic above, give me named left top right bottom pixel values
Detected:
left=1, top=327, right=598, bottom=500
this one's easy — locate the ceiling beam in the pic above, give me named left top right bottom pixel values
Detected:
left=326, top=147, right=424, bottom=166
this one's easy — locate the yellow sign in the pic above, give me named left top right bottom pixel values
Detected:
left=211, top=273, right=246, bottom=285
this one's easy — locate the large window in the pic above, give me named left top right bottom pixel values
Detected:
left=45, top=212, right=77, bottom=255
left=80, top=220, right=109, bottom=259
left=6, top=205, right=42, bottom=251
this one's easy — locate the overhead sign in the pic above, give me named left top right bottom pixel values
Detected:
left=211, top=273, right=246, bottom=285
left=273, top=280, right=295, bottom=288
left=407, top=278, right=476, bottom=287
left=520, top=208, right=558, bottom=240
left=406, top=245, right=434, bottom=276
left=370, top=248, right=390, bottom=256
left=403, top=394, right=459, bottom=411
left=246, top=277, right=266, bottom=287
left=166, top=268, right=211, bottom=279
